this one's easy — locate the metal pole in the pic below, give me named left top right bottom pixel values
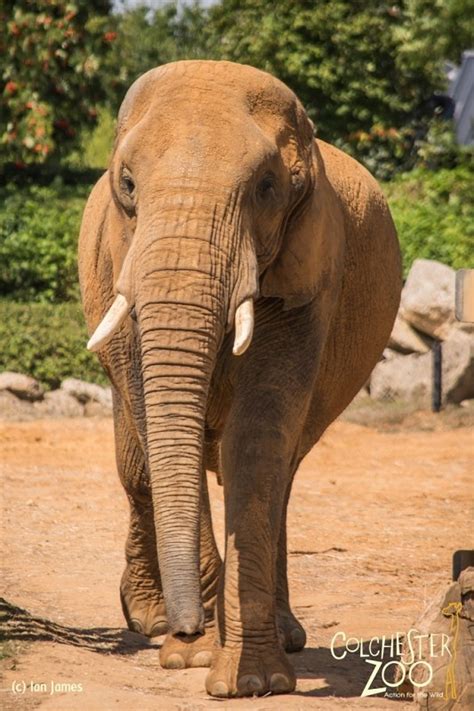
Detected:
left=432, top=341, right=442, bottom=412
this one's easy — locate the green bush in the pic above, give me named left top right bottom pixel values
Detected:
left=0, top=179, right=92, bottom=302
left=0, top=301, right=107, bottom=389
left=66, top=107, right=115, bottom=170
left=1, top=164, right=472, bottom=307
left=2, top=1, right=115, bottom=166
left=0, top=165, right=471, bottom=388
left=384, top=165, right=474, bottom=276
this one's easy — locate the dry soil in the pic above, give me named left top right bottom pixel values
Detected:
left=1, top=414, right=472, bottom=710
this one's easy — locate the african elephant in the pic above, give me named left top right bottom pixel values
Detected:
left=78, top=60, right=401, bottom=697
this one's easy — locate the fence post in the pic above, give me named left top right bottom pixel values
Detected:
left=431, top=341, right=442, bottom=413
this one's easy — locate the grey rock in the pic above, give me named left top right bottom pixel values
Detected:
left=382, top=348, right=399, bottom=360
left=388, top=314, right=431, bottom=354
left=371, top=330, right=474, bottom=405
left=61, top=378, right=112, bottom=409
left=84, top=400, right=113, bottom=417
left=401, top=259, right=455, bottom=340
left=351, top=387, right=371, bottom=404
left=370, top=352, right=432, bottom=405
left=0, top=371, right=44, bottom=401
left=442, top=329, right=474, bottom=404
left=34, top=390, right=84, bottom=418
left=0, top=390, right=36, bottom=421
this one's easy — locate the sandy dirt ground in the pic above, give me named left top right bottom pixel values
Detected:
left=1, top=414, right=472, bottom=711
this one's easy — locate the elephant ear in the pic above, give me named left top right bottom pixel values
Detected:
left=79, top=171, right=132, bottom=328
left=261, top=142, right=345, bottom=310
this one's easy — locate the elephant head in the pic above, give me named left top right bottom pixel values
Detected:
left=86, top=61, right=344, bottom=636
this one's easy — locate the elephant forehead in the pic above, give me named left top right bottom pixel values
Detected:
left=118, top=98, right=280, bottom=181
left=118, top=60, right=299, bottom=134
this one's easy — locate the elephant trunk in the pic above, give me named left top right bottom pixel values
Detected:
left=138, top=300, right=218, bottom=634
left=134, top=221, right=231, bottom=636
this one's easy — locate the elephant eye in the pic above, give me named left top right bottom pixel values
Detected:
left=256, top=173, right=276, bottom=201
left=120, top=170, right=135, bottom=196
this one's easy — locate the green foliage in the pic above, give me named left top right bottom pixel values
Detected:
left=1, top=0, right=116, bottom=166
left=384, top=165, right=474, bottom=275
left=0, top=179, right=91, bottom=302
left=66, top=106, right=116, bottom=169
left=202, top=0, right=473, bottom=177
left=1, top=164, right=471, bottom=309
left=105, top=2, right=209, bottom=107
left=398, top=0, right=474, bottom=67
left=208, top=2, right=439, bottom=146
left=415, top=119, right=474, bottom=170
left=0, top=301, right=107, bottom=388
left=0, top=166, right=470, bottom=387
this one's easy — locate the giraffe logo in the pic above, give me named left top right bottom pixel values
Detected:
left=442, top=600, right=462, bottom=700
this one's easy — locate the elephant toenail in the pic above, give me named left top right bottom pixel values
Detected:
left=237, top=674, right=264, bottom=695
left=290, top=628, right=306, bottom=650
left=270, top=673, right=290, bottom=692
left=129, top=619, right=144, bottom=634
left=190, top=651, right=212, bottom=667
left=209, top=681, right=229, bottom=697
left=162, top=653, right=185, bottom=669
left=150, top=620, right=168, bottom=637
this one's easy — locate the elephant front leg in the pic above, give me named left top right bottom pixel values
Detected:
left=206, top=428, right=296, bottom=698
left=160, top=470, right=222, bottom=669
left=276, top=477, right=307, bottom=653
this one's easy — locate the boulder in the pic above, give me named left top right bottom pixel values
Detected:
left=84, top=400, right=113, bottom=417
left=442, top=330, right=474, bottom=404
left=0, top=390, right=36, bottom=421
left=387, top=314, right=431, bottom=354
left=401, top=259, right=455, bottom=340
left=370, top=351, right=432, bottom=405
left=0, top=371, right=44, bottom=401
left=383, top=347, right=401, bottom=360
left=371, top=330, right=474, bottom=405
left=61, top=378, right=112, bottom=409
left=351, top=387, right=371, bottom=405
left=34, top=390, right=84, bottom=418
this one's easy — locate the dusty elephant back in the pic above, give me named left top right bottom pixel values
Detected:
left=301, top=140, right=402, bottom=452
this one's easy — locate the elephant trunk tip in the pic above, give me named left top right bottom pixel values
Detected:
left=167, top=604, right=205, bottom=637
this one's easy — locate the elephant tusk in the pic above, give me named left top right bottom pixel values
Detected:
left=87, top=294, right=130, bottom=352
left=233, top=298, right=254, bottom=356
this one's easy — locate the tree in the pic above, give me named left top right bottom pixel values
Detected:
left=1, top=0, right=116, bottom=166
left=106, top=2, right=209, bottom=109
left=205, top=0, right=471, bottom=176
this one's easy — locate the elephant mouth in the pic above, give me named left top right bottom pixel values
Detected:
left=87, top=292, right=255, bottom=356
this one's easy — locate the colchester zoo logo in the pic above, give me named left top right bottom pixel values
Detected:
left=330, top=605, right=462, bottom=701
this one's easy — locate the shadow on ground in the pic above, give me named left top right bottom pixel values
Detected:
left=0, top=598, right=156, bottom=655
left=1, top=598, right=405, bottom=701
left=291, top=643, right=404, bottom=701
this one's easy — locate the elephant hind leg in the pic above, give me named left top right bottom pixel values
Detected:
left=114, top=398, right=168, bottom=637
left=120, top=494, right=168, bottom=637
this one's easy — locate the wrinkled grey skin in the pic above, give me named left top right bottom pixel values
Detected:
left=78, top=60, right=401, bottom=698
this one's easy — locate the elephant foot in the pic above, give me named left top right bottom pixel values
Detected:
left=160, top=624, right=216, bottom=669
left=120, top=564, right=168, bottom=637
left=205, top=643, right=296, bottom=698
left=277, top=607, right=307, bottom=653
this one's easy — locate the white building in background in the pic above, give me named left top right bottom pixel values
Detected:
left=448, top=50, right=474, bottom=145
